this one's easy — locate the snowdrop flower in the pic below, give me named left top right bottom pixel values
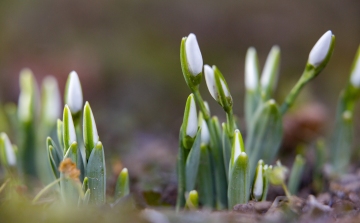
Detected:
left=245, top=47, right=259, bottom=90
left=18, top=69, right=36, bottom=123
left=261, top=46, right=280, bottom=95
left=204, top=65, right=218, bottom=101
left=65, top=71, right=83, bottom=114
left=181, top=94, right=198, bottom=149
left=0, top=133, right=16, bottom=166
left=252, top=160, right=264, bottom=200
left=308, top=31, right=334, bottom=67
left=185, top=33, right=203, bottom=76
left=230, top=129, right=246, bottom=170
left=42, top=76, right=61, bottom=124
left=350, top=46, right=360, bottom=88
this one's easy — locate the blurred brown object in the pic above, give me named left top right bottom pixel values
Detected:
left=282, top=103, right=328, bottom=150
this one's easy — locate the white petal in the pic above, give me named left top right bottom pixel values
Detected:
left=261, top=46, right=280, bottom=89
left=203, top=101, right=211, bottom=115
left=186, top=96, right=198, bottom=138
left=204, top=65, right=218, bottom=101
left=245, top=47, right=258, bottom=90
left=66, top=71, right=83, bottom=113
left=308, top=31, right=332, bottom=67
left=89, top=104, right=99, bottom=144
left=200, top=120, right=210, bottom=145
left=185, top=34, right=203, bottom=76
left=43, top=76, right=61, bottom=123
left=18, top=93, right=31, bottom=122
left=350, top=54, right=360, bottom=87
left=65, top=105, right=77, bottom=145
left=233, top=129, right=242, bottom=161
left=220, top=79, right=230, bottom=97
left=1, top=133, right=16, bottom=166
left=253, top=164, right=264, bottom=200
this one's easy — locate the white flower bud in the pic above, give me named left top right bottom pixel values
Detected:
left=65, top=71, right=83, bottom=113
left=185, top=33, right=203, bottom=76
left=308, top=31, right=333, bottom=67
left=350, top=48, right=360, bottom=87
left=204, top=65, right=218, bottom=101
left=186, top=95, right=198, bottom=138
left=200, top=120, right=210, bottom=145
left=0, top=133, right=16, bottom=166
left=42, top=76, right=61, bottom=124
left=245, top=47, right=259, bottom=90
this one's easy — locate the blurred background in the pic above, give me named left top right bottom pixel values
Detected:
left=0, top=0, right=359, bottom=197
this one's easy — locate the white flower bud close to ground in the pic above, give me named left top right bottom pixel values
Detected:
left=186, top=95, right=198, bottom=138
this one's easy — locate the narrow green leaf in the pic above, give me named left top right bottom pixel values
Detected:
left=228, top=152, right=249, bottom=209
left=57, top=119, right=65, bottom=153
left=62, top=105, right=77, bottom=153
left=86, top=141, right=106, bottom=205
left=60, top=142, right=79, bottom=204
left=197, top=145, right=215, bottom=208
left=176, top=129, right=186, bottom=211
left=83, top=102, right=99, bottom=161
left=246, top=99, right=283, bottom=181
left=288, top=154, right=306, bottom=194
left=185, top=128, right=202, bottom=192
left=205, top=117, right=228, bottom=210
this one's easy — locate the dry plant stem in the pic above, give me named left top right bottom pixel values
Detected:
left=0, top=179, right=10, bottom=194
left=281, top=182, right=291, bottom=198
left=32, top=178, right=62, bottom=203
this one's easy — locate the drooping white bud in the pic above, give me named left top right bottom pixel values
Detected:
left=308, top=31, right=333, bottom=67
left=186, top=95, right=198, bottom=138
left=185, top=33, right=203, bottom=76
left=65, top=71, right=83, bottom=113
left=204, top=65, right=218, bottom=101
left=245, top=47, right=259, bottom=90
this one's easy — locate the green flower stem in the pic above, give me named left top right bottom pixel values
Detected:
left=280, top=68, right=313, bottom=115
left=32, top=177, right=62, bottom=203
left=226, top=109, right=235, bottom=139
left=192, top=88, right=210, bottom=120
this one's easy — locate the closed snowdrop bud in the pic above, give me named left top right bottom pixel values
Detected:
left=308, top=31, right=333, bottom=67
left=245, top=47, right=259, bottom=90
left=261, top=46, right=280, bottom=92
left=204, top=65, right=218, bottom=101
left=0, top=133, right=16, bottom=166
left=200, top=120, right=210, bottom=145
left=42, top=76, right=61, bottom=124
left=230, top=129, right=245, bottom=171
left=185, top=33, right=203, bottom=76
left=186, top=95, right=198, bottom=138
left=350, top=46, right=360, bottom=88
left=253, top=161, right=264, bottom=200
left=65, top=71, right=83, bottom=114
